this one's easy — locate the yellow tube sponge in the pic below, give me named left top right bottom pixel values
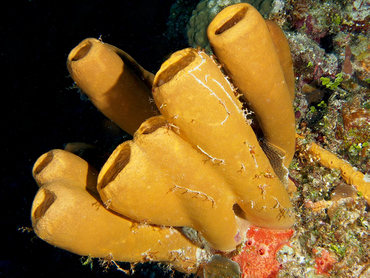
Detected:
left=265, top=20, right=296, bottom=102
left=31, top=149, right=199, bottom=272
left=152, top=48, right=294, bottom=230
left=67, top=38, right=159, bottom=135
left=98, top=116, right=241, bottom=252
left=207, top=3, right=296, bottom=169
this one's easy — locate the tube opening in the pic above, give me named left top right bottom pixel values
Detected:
left=99, top=144, right=131, bottom=190
left=136, top=116, right=168, bottom=136
left=215, top=6, right=247, bottom=35
left=71, top=41, right=92, bottom=61
left=154, top=50, right=196, bottom=87
left=32, top=189, right=56, bottom=221
left=233, top=203, right=247, bottom=219
left=33, top=151, right=54, bottom=177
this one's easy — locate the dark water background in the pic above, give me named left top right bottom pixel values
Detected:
left=1, top=1, right=195, bottom=276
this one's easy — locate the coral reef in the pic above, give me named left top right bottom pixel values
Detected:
left=185, top=0, right=370, bottom=276
left=282, top=2, right=370, bottom=274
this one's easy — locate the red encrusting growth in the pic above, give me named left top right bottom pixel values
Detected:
left=313, top=248, right=337, bottom=276
left=232, top=226, right=294, bottom=278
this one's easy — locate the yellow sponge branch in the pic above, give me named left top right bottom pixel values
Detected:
left=308, top=142, right=370, bottom=204
left=31, top=149, right=200, bottom=273
left=98, top=116, right=240, bottom=252
left=207, top=4, right=296, bottom=169
left=67, top=38, right=159, bottom=135
left=153, top=48, right=294, bottom=231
